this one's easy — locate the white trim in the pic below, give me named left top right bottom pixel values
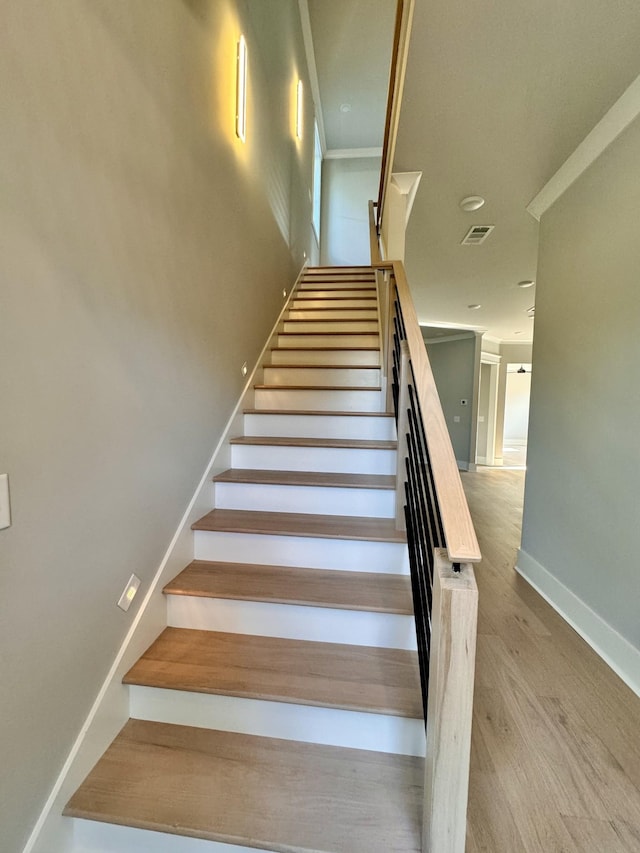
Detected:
left=516, top=549, right=640, bottom=698
left=480, top=351, right=501, bottom=365
left=324, top=147, right=383, bottom=160
left=482, top=334, right=502, bottom=347
left=297, top=0, right=327, bottom=155
left=22, top=264, right=308, bottom=853
left=419, top=320, right=487, bottom=334
left=527, top=73, right=640, bottom=220
left=423, top=332, right=476, bottom=345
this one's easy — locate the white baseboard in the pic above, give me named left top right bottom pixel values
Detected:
left=516, top=549, right=640, bottom=698
left=23, top=264, right=308, bottom=853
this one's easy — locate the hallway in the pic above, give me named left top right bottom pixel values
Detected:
left=462, top=469, right=640, bottom=851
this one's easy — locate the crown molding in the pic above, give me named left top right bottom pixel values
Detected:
left=527, top=72, right=640, bottom=221
left=324, top=147, right=384, bottom=160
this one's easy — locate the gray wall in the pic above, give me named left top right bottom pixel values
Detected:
left=425, top=336, right=477, bottom=466
left=320, top=157, right=381, bottom=265
left=521, top=113, right=640, bottom=652
left=0, top=2, right=313, bottom=850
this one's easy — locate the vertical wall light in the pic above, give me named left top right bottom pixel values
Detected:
left=236, top=34, right=247, bottom=142
left=296, top=79, right=303, bottom=140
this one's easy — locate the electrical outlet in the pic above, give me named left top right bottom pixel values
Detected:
left=241, top=362, right=248, bottom=377
left=117, top=574, right=141, bottom=612
left=0, top=474, right=11, bottom=530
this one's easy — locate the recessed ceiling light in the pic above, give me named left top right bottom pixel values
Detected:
left=339, top=103, right=352, bottom=113
left=460, top=196, right=485, bottom=212
left=468, top=303, right=482, bottom=310
left=518, top=280, right=535, bottom=288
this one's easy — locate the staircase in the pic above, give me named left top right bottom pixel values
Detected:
left=64, top=267, right=425, bottom=853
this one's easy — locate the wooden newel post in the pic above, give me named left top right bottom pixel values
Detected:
left=395, top=340, right=410, bottom=530
left=423, top=550, right=478, bottom=853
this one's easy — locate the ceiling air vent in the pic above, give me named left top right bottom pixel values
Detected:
left=461, top=225, right=494, bottom=245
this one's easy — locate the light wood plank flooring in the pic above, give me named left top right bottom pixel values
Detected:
left=462, top=468, right=640, bottom=852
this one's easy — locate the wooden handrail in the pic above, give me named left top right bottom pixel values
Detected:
left=371, top=258, right=479, bottom=851
left=376, top=260, right=481, bottom=564
left=376, top=0, right=415, bottom=235
left=368, top=200, right=382, bottom=265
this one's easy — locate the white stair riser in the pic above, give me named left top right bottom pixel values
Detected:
left=262, top=366, right=381, bottom=387
left=287, top=309, right=378, bottom=321
left=72, top=819, right=266, bottom=853
left=194, top=530, right=409, bottom=573
left=167, top=596, right=416, bottom=649
left=129, top=687, right=425, bottom=757
left=296, top=288, right=376, bottom=299
left=254, top=387, right=383, bottom=412
left=283, top=320, right=378, bottom=333
left=277, top=333, right=379, bottom=348
left=230, top=444, right=395, bottom=474
left=292, top=298, right=377, bottom=309
left=243, top=412, right=396, bottom=440
left=213, top=481, right=394, bottom=517
left=269, top=349, right=380, bottom=366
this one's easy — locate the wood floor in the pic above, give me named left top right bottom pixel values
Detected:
left=462, top=468, right=640, bottom=852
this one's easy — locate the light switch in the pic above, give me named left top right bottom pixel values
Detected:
left=0, top=474, right=11, bottom=530
left=453, top=416, right=461, bottom=423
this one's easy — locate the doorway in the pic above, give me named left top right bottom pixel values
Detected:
left=502, top=364, right=532, bottom=468
left=475, top=354, right=500, bottom=467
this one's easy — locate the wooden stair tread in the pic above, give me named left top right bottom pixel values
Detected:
left=294, top=295, right=377, bottom=301
left=230, top=435, right=396, bottom=448
left=164, top=561, right=413, bottom=614
left=254, top=384, right=382, bottom=391
left=244, top=408, right=393, bottom=417
left=270, top=347, right=380, bottom=352
left=278, top=331, right=379, bottom=336
left=124, top=628, right=421, bottom=717
left=191, top=509, right=406, bottom=543
left=284, top=318, right=377, bottom=323
left=263, top=363, right=381, bottom=370
left=65, top=720, right=422, bottom=853
left=290, top=306, right=377, bottom=311
left=213, top=468, right=395, bottom=489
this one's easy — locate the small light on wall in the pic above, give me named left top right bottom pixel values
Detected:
left=117, top=574, right=141, bottom=612
left=236, top=35, right=247, bottom=142
left=296, top=79, right=303, bottom=140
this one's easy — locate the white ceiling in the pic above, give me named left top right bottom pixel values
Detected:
left=307, top=0, right=396, bottom=151
left=308, top=0, right=640, bottom=342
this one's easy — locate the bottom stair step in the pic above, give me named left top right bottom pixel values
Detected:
left=65, top=720, right=423, bottom=853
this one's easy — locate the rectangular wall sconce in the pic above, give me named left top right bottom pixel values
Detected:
left=296, top=79, right=303, bottom=140
left=236, top=35, right=247, bottom=142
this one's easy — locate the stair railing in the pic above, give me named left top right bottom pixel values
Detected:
left=374, top=257, right=480, bottom=853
